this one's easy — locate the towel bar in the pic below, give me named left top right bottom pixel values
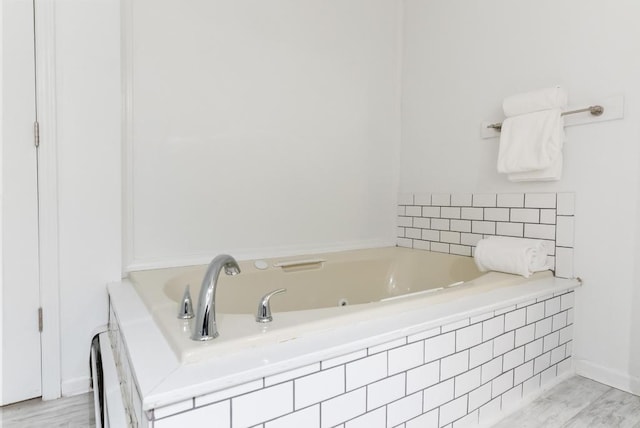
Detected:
left=487, top=105, right=604, bottom=131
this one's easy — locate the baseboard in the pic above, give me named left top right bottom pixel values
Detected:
left=61, top=376, right=92, bottom=397
left=575, top=359, right=640, bottom=396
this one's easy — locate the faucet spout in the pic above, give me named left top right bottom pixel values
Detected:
left=191, top=254, right=240, bottom=341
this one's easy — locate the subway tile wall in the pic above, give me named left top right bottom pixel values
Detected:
left=117, top=290, right=574, bottom=428
left=397, top=193, right=576, bottom=278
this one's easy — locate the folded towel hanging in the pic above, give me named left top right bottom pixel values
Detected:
left=503, top=86, right=568, bottom=117
left=474, top=236, right=550, bottom=278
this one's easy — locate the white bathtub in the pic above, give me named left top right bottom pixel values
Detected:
left=108, top=247, right=580, bottom=426
left=131, top=247, right=542, bottom=363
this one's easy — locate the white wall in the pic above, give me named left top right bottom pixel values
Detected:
left=401, top=0, right=640, bottom=394
left=55, top=0, right=121, bottom=394
left=126, top=0, right=402, bottom=269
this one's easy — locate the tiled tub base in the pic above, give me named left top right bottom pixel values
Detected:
left=113, top=290, right=575, bottom=428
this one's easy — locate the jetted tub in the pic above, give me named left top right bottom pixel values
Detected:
left=130, top=246, right=552, bottom=363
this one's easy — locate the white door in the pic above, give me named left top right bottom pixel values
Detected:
left=1, top=0, right=43, bottom=405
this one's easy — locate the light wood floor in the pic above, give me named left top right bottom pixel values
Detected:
left=493, top=375, right=640, bottom=428
left=0, top=392, right=95, bottom=428
left=0, top=376, right=638, bottom=427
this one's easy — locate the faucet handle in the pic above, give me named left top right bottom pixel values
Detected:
left=178, top=284, right=195, bottom=319
left=256, top=288, right=286, bottom=323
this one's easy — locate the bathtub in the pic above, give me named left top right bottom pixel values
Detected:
left=107, top=247, right=580, bottom=427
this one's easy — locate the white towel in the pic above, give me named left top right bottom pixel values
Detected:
left=508, top=153, right=563, bottom=182
left=497, top=109, right=564, bottom=174
left=503, top=86, right=568, bottom=117
left=474, top=236, right=550, bottom=278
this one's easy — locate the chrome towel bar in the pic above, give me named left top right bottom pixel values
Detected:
left=487, top=105, right=604, bottom=131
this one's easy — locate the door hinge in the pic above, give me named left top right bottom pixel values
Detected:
left=34, top=120, right=40, bottom=148
left=38, top=307, right=43, bottom=332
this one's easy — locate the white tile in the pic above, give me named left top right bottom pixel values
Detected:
left=524, top=224, right=555, bottom=240
left=431, top=218, right=450, bottom=231
left=461, top=208, right=484, bottom=220
left=366, top=373, right=405, bottom=411
left=405, top=206, right=422, bottom=217
left=469, top=341, right=493, bottom=368
left=155, top=401, right=229, bottom=428
left=441, top=350, right=469, bottom=380
left=566, top=340, right=573, bottom=357
left=535, top=317, right=552, bottom=339
left=407, top=360, right=440, bottom=394
left=494, top=331, right=515, bottom=356
left=456, top=323, right=483, bottom=351
left=516, top=299, right=537, bottom=309
left=451, top=220, right=472, bottom=233
left=550, top=344, right=566, bottom=365
left=540, top=209, right=556, bottom=224
left=452, top=194, right=473, bottom=207
left=413, top=217, right=431, bottom=229
left=514, top=324, right=535, bottom=348
left=473, top=194, right=497, bottom=207
left=397, top=206, right=406, bottom=216
left=525, top=193, right=556, bottom=209
left=414, top=240, right=430, bottom=251
left=440, top=395, right=468, bottom=426
left=369, top=337, right=406, bottom=355
left=545, top=297, right=561, bottom=317
left=388, top=342, right=424, bottom=375
left=154, top=399, right=194, bottom=420
left=560, top=292, right=574, bottom=311
left=424, top=332, right=455, bottom=362
left=559, top=325, right=573, bottom=345
left=441, top=231, right=461, bottom=244
left=387, top=392, right=423, bottom=427
left=482, top=316, right=504, bottom=341
left=556, top=216, right=574, bottom=247
left=406, top=409, right=438, bottom=428
left=266, top=363, right=320, bottom=387
left=472, top=221, right=496, bottom=235
left=525, top=338, right=543, bottom=362
left=534, top=352, right=551, bottom=375
left=461, top=233, right=483, bottom=246
left=468, top=382, right=492, bottom=411
left=484, top=208, right=510, bottom=222
left=450, top=245, right=472, bottom=256
left=266, top=405, right=320, bottom=428
left=454, top=367, right=481, bottom=397
left=496, top=222, right=523, bottom=237
left=345, top=407, right=385, bottom=428
left=406, top=228, right=421, bottom=239
left=408, top=326, right=441, bottom=343
left=397, top=238, right=412, bottom=248
left=481, top=356, right=503, bottom=384
left=422, top=229, right=440, bottom=241
left=470, top=311, right=494, bottom=324
left=295, top=366, right=345, bottom=409
left=555, top=247, right=574, bottom=278
left=556, top=192, right=575, bottom=215
left=478, top=396, right=501, bottom=425
left=196, top=379, right=264, bottom=407
left=501, top=384, right=523, bottom=412
left=432, top=193, right=451, bottom=206
left=492, top=370, right=514, bottom=397
left=514, top=360, right=534, bottom=385
left=422, top=206, right=441, bottom=218
left=233, top=383, right=293, bottom=428
left=567, top=308, right=574, bottom=325
left=346, top=353, right=387, bottom=391
left=497, top=193, right=524, bottom=208
left=540, top=365, right=557, bottom=386
left=526, top=302, right=545, bottom=324
left=423, top=379, right=454, bottom=411
left=522, top=374, right=541, bottom=397
left=510, top=208, right=539, bottom=223
left=503, top=347, right=525, bottom=371
left=494, top=305, right=516, bottom=316
left=398, top=193, right=414, bottom=205
left=442, top=318, right=470, bottom=333
left=441, top=207, right=462, bottom=219
left=322, top=349, right=367, bottom=370
left=557, top=357, right=572, bottom=376
left=414, top=193, right=431, bottom=206
left=397, top=227, right=405, bottom=238
left=321, top=388, right=366, bottom=428
left=505, top=309, right=526, bottom=332
left=397, top=216, right=412, bottom=227
left=431, top=242, right=450, bottom=253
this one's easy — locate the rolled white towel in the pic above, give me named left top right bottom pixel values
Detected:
left=474, top=236, right=550, bottom=278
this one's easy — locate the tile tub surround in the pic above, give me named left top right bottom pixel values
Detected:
left=397, top=192, right=576, bottom=278
left=107, top=272, right=578, bottom=427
